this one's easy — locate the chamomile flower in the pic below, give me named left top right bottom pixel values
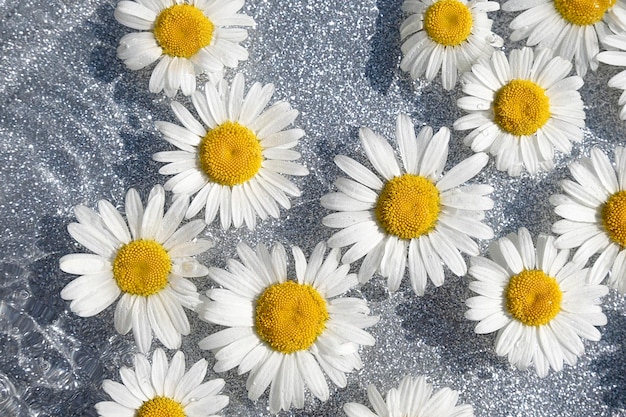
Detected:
left=114, top=0, right=255, bottom=97
left=153, top=73, right=309, bottom=230
left=465, top=228, right=608, bottom=377
left=454, top=47, right=585, bottom=176
left=502, top=0, right=626, bottom=77
left=59, top=185, right=212, bottom=353
left=400, top=0, right=503, bottom=90
left=597, top=33, right=626, bottom=120
left=343, top=375, right=474, bottom=417
left=95, top=348, right=228, bottom=417
left=197, top=242, right=379, bottom=413
left=321, top=114, right=493, bottom=295
left=551, top=147, right=626, bottom=293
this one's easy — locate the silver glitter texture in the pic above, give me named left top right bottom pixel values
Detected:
left=1, top=0, right=625, bottom=416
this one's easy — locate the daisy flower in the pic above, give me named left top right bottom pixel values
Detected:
left=597, top=33, right=626, bottom=120
left=197, top=242, right=379, bottom=413
left=465, top=227, right=608, bottom=377
left=400, top=0, right=503, bottom=90
left=343, top=375, right=474, bottom=417
left=95, top=348, right=228, bottom=417
left=153, top=73, right=309, bottom=230
left=454, top=47, right=585, bottom=176
left=114, top=0, right=255, bottom=97
left=59, top=185, right=212, bottom=353
left=551, top=147, right=626, bottom=293
left=321, top=114, right=493, bottom=295
left=502, top=0, right=626, bottom=77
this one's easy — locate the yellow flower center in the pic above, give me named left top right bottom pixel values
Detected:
left=153, top=4, right=214, bottom=58
left=375, top=174, right=441, bottom=240
left=198, top=121, right=263, bottom=186
left=423, top=0, right=474, bottom=46
left=493, top=79, right=551, bottom=136
left=113, top=240, right=171, bottom=296
left=553, top=0, right=616, bottom=26
left=137, top=396, right=185, bottom=417
left=255, top=281, right=329, bottom=354
left=506, top=269, right=562, bottom=326
left=602, top=190, right=626, bottom=247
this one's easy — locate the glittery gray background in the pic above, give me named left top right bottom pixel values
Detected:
left=1, top=0, right=625, bottom=416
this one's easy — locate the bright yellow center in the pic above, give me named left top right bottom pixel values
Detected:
left=137, top=396, right=185, bottom=417
left=423, top=0, right=474, bottom=46
left=506, top=269, right=562, bottom=326
left=602, top=190, right=626, bottom=247
left=493, top=79, right=551, bottom=136
left=113, top=240, right=171, bottom=296
left=198, top=121, right=263, bottom=186
left=153, top=4, right=214, bottom=58
left=553, top=0, right=616, bottom=26
left=375, top=174, right=441, bottom=240
left=255, top=281, right=329, bottom=354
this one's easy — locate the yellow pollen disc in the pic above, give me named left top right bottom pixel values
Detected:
left=493, top=79, right=551, bottom=136
left=153, top=4, right=214, bottom=58
left=506, top=269, right=562, bottom=326
left=255, top=281, right=329, bottom=354
left=424, top=0, right=474, bottom=46
left=113, top=240, right=171, bottom=296
left=602, top=190, right=626, bottom=247
left=375, top=174, right=441, bottom=240
left=553, top=0, right=616, bottom=26
left=137, top=396, right=185, bottom=417
left=198, top=121, right=263, bottom=187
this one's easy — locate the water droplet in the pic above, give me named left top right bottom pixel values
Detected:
left=121, top=353, right=134, bottom=367
left=488, top=34, right=504, bottom=48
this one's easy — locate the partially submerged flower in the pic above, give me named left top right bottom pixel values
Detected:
left=344, top=375, right=474, bottom=417
left=551, top=146, right=626, bottom=292
left=154, top=73, right=308, bottom=230
left=59, top=185, right=212, bottom=352
left=454, top=47, right=585, bottom=176
left=95, top=349, right=228, bottom=417
left=115, top=0, right=255, bottom=96
left=321, top=114, right=493, bottom=295
left=465, top=228, right=608, bottom=377
left=400, top=0, right=502, bottom=90
left=502, top=0, right=626, bottom=77
left=197, top=242, right=378, bottom=413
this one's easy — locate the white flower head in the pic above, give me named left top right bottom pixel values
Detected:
left=502, top=0, right=626, bottom=77
left=551, top=146, right=626, bottom=293
left=465, top=227, right=608, bottom=377
left=59, top=185, right=212, bottom=353
left=400, top=0, right=503, bottom=90
left=454, top=47, right=586, bottom=176
left=343, top=375, right=474, bottom=417
left=95, top=348, right=228, bottom=417
left=153, top=73, right=309, bottom=230
left=197, top=242, right=379, bottom=413
left=597, top=33, right=626, bottom=120
left=321, top=114, right=493, bottom=295
left=115, top=0, right=255, bottom=97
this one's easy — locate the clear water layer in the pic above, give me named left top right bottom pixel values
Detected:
left=1, top=0, right=625, bottom=416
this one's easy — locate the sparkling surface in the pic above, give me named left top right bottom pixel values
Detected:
left=0, top=0, right=625, bottom=416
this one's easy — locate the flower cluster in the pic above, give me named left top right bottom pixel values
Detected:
left=55, top=0, right=626, bottom=415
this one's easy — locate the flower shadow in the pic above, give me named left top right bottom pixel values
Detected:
left=365, top=0, right=403, bottom=94
left=591, top=309, right=626, bottom=411
left=83, top=3, right=127, bottom=84
left=395, top=275, right=505, bottom=376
